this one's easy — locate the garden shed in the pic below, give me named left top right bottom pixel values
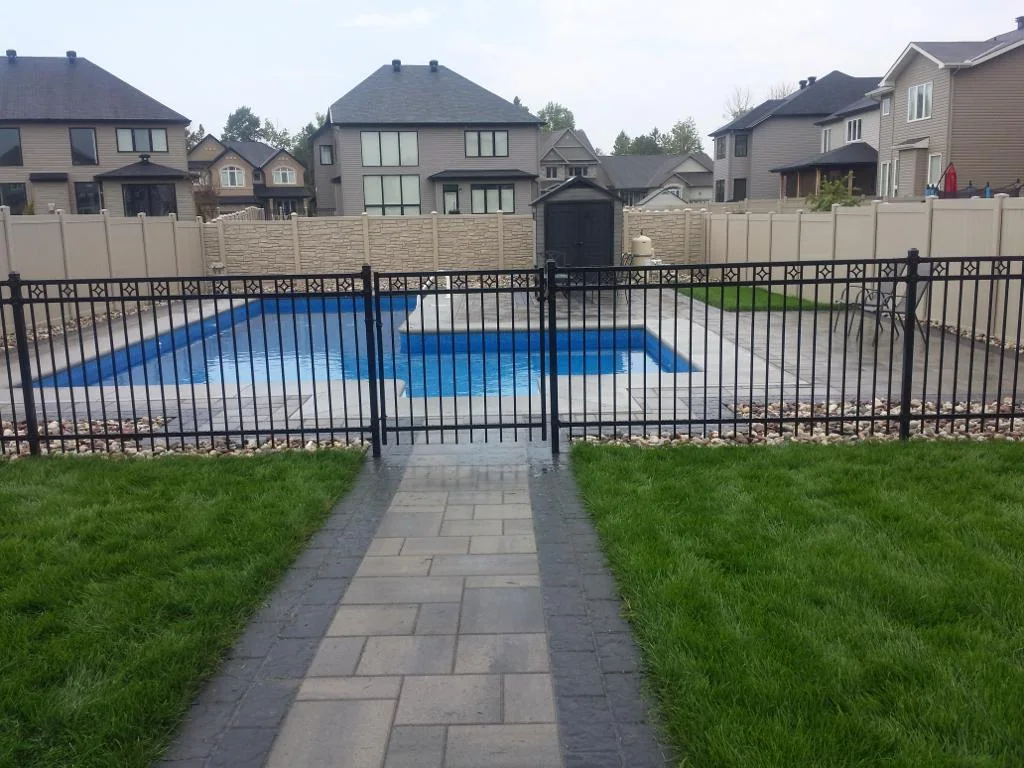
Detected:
left=531, top=176, right=622, bottom=268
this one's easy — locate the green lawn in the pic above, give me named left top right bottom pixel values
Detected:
left=572, top=442, right=1024, bottom=768
left=680, top=284, right=833, bottom=311
left=0, top=452, right=363, bottom=768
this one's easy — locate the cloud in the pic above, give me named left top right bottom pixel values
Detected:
left=342, top=9, right=434, bottom=28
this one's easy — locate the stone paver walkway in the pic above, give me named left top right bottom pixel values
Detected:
left=162, top=441, right=670, bottom=767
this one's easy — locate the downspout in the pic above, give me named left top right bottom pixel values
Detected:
left=947, top=69, right=956, bottom=180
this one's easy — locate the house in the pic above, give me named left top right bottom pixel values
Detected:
left=709, top=71, right=880, bottom=201
left=538, top=128, right=602, bottom=190
left=872, top=16, right=1024, bottom=198
left=188, top=136, right=310, bottom=216
left=770, top=96, right=880, bottom=198
left=313, top=59, right=543, bottom=216
left=0, top=50, right=194, bottom=217
left=598, top=153, right=714, bottom=206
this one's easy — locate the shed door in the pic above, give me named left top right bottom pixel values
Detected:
left=544, top=202, right=614, bottom=268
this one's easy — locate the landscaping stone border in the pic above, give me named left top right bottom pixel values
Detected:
left=158, top=457, right=403, bottom=767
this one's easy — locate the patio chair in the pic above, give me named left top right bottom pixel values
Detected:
left=836, top=261, right=932, bottom=344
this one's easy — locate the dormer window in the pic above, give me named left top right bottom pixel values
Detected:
left=220, top=166, right=245, bottom=188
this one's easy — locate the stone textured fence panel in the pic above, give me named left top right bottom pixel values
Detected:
left=622, top=208, right=707, bottom=263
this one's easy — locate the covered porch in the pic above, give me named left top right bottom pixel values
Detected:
left=772, top=143, right=878, bottom=199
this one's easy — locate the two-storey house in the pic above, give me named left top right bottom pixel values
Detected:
left=599, top=153, right=714, bottom=206
left=0, top=50, right=193, bottom=217
left=313, top=60, right=542, bottom=216
left=872, top=16, right=1024, bottom=198
left=709, top=71, right=879, bottom=201
left=188, top=136, right=311, bottom=216
left=538, top=128, right=602, bottom=191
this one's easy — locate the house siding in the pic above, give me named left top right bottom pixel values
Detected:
left=749, top=117, right=822, bottom=199
left=950, top=43, right=1024, bottom=191
left=0, top=122, right=193, bottom=216
left=312, top=127, right=342, bottom=215
left=822, top=108, right=880, bottom=149
left=264, top=154, right=307, bottom=188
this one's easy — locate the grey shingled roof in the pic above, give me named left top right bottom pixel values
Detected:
left=0, top=55, right=187, bottom=122
left=224, top=140, right=282, bottom=169
left=600, top=155, right=689, bottom=190
left=94, top=160, right=188, bottom=179
left=816, top=96, right=879, bottom=125
left=915, top=27, right=1024, bottom=64
left=710, top=99, right=784, bottom=136
left=328, top=64, right=543, bottom=125
left=770, top=142, right=878, bottom=173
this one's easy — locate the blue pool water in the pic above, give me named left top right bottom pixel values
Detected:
left=41, top=298, right=691, bottom=397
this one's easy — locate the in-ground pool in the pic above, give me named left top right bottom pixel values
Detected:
left=41, top=298, right=692, bottom=397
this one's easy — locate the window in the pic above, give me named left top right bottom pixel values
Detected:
left=361, top=131, right=418, bottom=166
left=69, top=128, right=98, bottom=165
left=908, top=82, right=933, bottom=122
left=882, top=97, right=891, bottom=116
left=0, top=182, right=27, bottom=214
left=319, top=144, right=334, bottom=165
left=545, top=166, right=558, bottom=179
left=116, top=128, right=168, bottom=153
left=470, top=184, right=514, bottom=213
left=732, top=178, right=747, bottom=201
left=879, top=161, right=891, bottom=197
left=928, top=153, right=943, bottom=186
left=443, top=183, right=460, bottom=214
left=122, top=183, right=177, bottom=216
left=363, top=174, right=420, bottom=215
left=734, top=134, right=748, bottom=158
left=714, top=179, right=725, bottom=202
left=0, top=128, right=22, bottom=166
left=846, top=118, right=863, bottom=143
left=714, top=137, right=726, bottom=160
left=74, top=182, right=103, bottom=213
left=822, top=128, right=832, bottom=153
left=568, top=166, right=589, bottom=177
left=253, top=170, right=263, bottom=183
left=220, top=166, right=245, bottom=187
left=464, top=130, right=509, bottom=158
left=272, top=167, right=296, bottom=185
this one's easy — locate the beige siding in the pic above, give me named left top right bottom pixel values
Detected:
left=749, top=117, right=821, bottom=199
left=822, top=108, right=880, bottom=149
left=209, top=152, right=255, bottom=197
left=188, top=135, right=224, bottom=162
left=264, top=153, right=306, bottom=188
left=950, top=44, right=1024, bottom=190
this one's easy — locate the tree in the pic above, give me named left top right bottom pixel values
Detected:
left=221, top=107, right=261, bottom=143
left=766, top=81, right=796, bottom=99
left=628, top=133, right=662, bottom=155
left=661, top=118, right=704, bottom=156
left=723, top=86, right=753, bottom=120
left=513, top=96, right=530, bottom=113
left=537, top=101, right=575, bottom=130
left=805, top=174, right=860, bottom=211
left=186, top=123, right=206, bottom=151
left=612, top=131, right=632, bottom=155
left=259, top=118, right=292, bottom=149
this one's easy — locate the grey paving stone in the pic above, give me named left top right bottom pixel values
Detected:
left=280, top=602, right=336, bottom=638
left=543, top=586, right=587, bottom=616
left=465, top=574, right=541, bottom=588
left=394, top=674, right=500, bottom=725
left=547, top=615, right=595, bottom=651
left=391, top=491, right=449, bottom=506
left=399, top=536, right=470, bottom=555
left=160, top=703, right=233, bottom=760
left=470, top=534, right=537, bottom=554
left=300, top=577, right=350, bottom=605
left=307, top=636, right=366, bottom=677
left=342, top=576, right=464, bottom=604
left=226, top=620, right=284, bottom=659
left=328, top=604, right=418, bottom=636
left=447, top=490, right=505, bottom=505
left=230, top=679, right=299, bottom=729
left=503, top=673, right=556, bottom=723
left=443, top=504, right=475, bottom=520
left=619, top=721, right=673, bottom=766
left=415, top=602, right=461, bottom=635
left=460, top=587, right=545, bottom=634
left=439, top=519, right=503, bottom=536
left=384, top=725, right=446, bottom=768
left=375, top=511, right=444, bottom=538
left=473, top=503, right=532, bottom=519
left=201, top=658, right=258, bottom=703
left=297, top=676, right=401, bottom=700
left=577, top=551, right=610, bottom=574
left=356, top=635, right=455, bottom=675
left=455, top=633, right=550, bottom=673
left=261, top=637, right=319, bottom=679
left=431, top=553, right=539, bottom=576
left=317, top=554, right=364, bottom=579
left=446, top=724, right=561, bottom=768
left=291, top=546, right=330, bottom=570
left=603, top=673, right=652, bottom=723
left=356, top=555, right=433, bottom=577
left=564, top=751, right=624, bottom=767
left=265, top=699, right=395, bottom=768
left=596, top=632, right=640, bottom=673
left=581, top=573, right=619, bottom=600
left=207, top=726, right=278, bottom=767
left=367, top=537, right=405, bottom=556
left=502, top=518, right=535, bottom=535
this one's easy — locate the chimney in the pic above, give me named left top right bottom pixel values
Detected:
left=391, top=59, right=401, bottom=72
left=5, top=49, right=15, bottom=62
left=807, top=75, right=817, bottom=84
left=1017, top=16, right=1024, bottom=30
left=66, top=50, right=77, bottom=62
left=429, top=59, right=438, bottom=72
left=799, top=79, right=807, bottom=89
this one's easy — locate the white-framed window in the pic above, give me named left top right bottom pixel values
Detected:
left=470, top=183, right=514, bottom=213
left=363, top=174, right=420, bottom=215
left=545, top=166, right=558, bottom=179
left=879, top=161, right=891, bottom=197
left=846, top=118, right=863, bottom=143
left=116, top=127, right=168, bottom=153
left=568, top=166, right=589, bottom=177
left=882, top=97, right=891, bottom=116
left=465, top=130, right=509, bottom=158
left=319, top=144, right=334, bottom=165
left=360, top=131, right=418, bottom=167
left=272, top=167, right=296, bottom=185
left=821, top=128, right=832, bottom=153
left=908, top=82, right=933, bottom=122
left=927, top=153, right=943, bottom=186
left=220, top=165, right=245, bottom=188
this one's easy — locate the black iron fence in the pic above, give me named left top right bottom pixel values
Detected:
left=3, top=251, right=1024, bottom=458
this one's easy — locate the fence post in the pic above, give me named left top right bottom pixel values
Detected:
left=361, top=212, right=371, bottom=265
left=56, top=209, right=70, bottom=279
left=139, top=213, right=151, bottom=277
left=8, top=271, right=40, bottom=456
left=101, top=209, right=114, bottom=277
left=496, top=210, right=505, bottom=270
left=0, top=205, right=14, bottom=273
left=216, top=218, right=227, bottom=271
left=169, top=213, right=181, bottom=276
left=546, top=259, right=560, bottom=454
left=290, top=212, right=301, bottom=272
left=361, top=264, right=382, bottom=458
left=898, top=248, right=920, bottom=440
left=430, top=211, right=440, bottom=271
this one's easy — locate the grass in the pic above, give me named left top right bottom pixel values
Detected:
left=571, top=441, right=1024, bottom=768
left=0, top=452, right=363, bottom=768
left=679, top=284, right=833, bottom=311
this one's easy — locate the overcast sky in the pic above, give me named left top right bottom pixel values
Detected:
left=6, top=1, right=1021, bottom=153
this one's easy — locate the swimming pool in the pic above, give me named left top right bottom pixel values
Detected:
left=41, top=298, right=691, bottom=397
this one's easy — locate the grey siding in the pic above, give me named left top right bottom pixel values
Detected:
left=748, top=117, right=822, bottom=199
left=533, top=185, right=622, bottom=265
left=950, top=44, right=1024, bottom=190
left=312, top=126, right=342, bottom=215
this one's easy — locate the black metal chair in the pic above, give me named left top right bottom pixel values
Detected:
left=836, top=261, right=932, bottom=344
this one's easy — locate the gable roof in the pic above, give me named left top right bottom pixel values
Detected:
left=711, top=72, right=879, bottom=135
left=769, top=142, right=878, bottom=173
left=0, top=54, right=188, bottom=123
left=94, top=159, right=188, bottom=180
left=815, top=96, right=879, bottom=125
left=530, top=175, right=622, bottom=206
left=224, top=140, right=283, bottom=168
left=328, top=63, right=543, bottom=126
left=600, top=154, right=693, bottom=190
left=539, top=128, right=600, bottom=164
left=877, top=25, right=1024, bottom=87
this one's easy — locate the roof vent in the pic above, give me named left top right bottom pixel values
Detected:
left=1017, top=16, right=1024, bottom=30
left=807, top=75, right=816, bottom=84
left=392, top=59, right=401, bottom=72
left=429, top=59, right=438, bottom=72
left=799, top=79, right=807, bottom=89
left=5, top=50, right=15, bottom=62
left=66, top=50, right=77, bottom=62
